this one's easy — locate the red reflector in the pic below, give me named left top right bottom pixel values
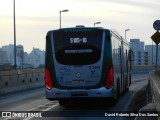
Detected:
left=45, top=68, right=53, bottom=90
left=105, top=67, right=114, bottom=89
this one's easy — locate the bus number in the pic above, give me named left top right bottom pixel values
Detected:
left=70, top=37, right=87, bottom=44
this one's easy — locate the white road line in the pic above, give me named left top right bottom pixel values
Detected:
left=26, top=101, right=53, bottom=111
left=23, top=104, right=59, bottom=120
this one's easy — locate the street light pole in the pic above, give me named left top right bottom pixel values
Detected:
left=60, top=11, right=61, bottom=29
left=125, top=29, right=130, bottom=39
left=59, top=9, right=69, bottom=29
left=13, top=0, right=17, bottom=69
left=94, top=22, right=101, bottom=27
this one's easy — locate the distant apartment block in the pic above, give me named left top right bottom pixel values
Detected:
left=29, top=47, right=45, bottom=68
left=145, top=45, right=160, bottom=65
left=144, top=51, right=149, bottom=65
left=0, top=49, right=7, bottom=64
left=130, top=39, right=160, bottom=66
left=130, top=39, right=145, bottom=65
left=1, top=44, right=14, bottom=65
left=16, top=45, right=24, bottom=68
left=0, top=44, right=45, bottom=69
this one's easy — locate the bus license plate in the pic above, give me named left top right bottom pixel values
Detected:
left=72, top=80, right=84, bottom=84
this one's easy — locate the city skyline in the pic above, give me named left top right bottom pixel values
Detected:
left=0, top=44, right=45, bottom=68
left=0, top=40, right=159, bottom=68
left=0, top=44, right=44, bottom=54
left=0, top=0, right=160, bottom=53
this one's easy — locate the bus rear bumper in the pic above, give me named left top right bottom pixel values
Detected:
left=45, top=87, right=113, bottom=100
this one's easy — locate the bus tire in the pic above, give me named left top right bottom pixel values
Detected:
left=112, top=78, right=120, bottom=104
left=117, top=78, right=120, bottom=97
left=129, top=75, right=131, bottom=86
left=58, top=100, right=68, bottom=107
left=126, top=87, right=129, bottom=92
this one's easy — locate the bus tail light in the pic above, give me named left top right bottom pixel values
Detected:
left=45, top=68, right=53, bottom=90
left=105, top=67, right=114, bottom=89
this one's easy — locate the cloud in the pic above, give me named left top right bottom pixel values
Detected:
left=0, top=0, right=159, bottom=52
left=80, top=0, right=160, bottom=11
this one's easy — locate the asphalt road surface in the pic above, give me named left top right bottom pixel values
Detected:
left=0, top=73, right=149, bottom=120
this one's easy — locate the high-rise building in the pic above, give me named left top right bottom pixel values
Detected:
left=145, top=45, right=160, bottom=65
left=16, top=45, right=24, bottom=68
left=29, top=48, right=45, bottom=68
left=2, top=44, right=14, bottom=65
left=0, top=49, right=7, bottom=64
left=0, top=44, right=45, bottom=68
left=1, top=44, right=25, bottom=68
left=130, top=39, right=145, bottom=65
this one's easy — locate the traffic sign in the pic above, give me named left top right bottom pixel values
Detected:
left=153, top=20, right=160, bottom=30
left=151, top=31, right=160, bottom=44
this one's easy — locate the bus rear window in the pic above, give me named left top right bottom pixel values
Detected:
left=53, top=29, right=103, bottom=65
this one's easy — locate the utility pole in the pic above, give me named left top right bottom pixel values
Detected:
left=13, top=0, right=17, bottom=69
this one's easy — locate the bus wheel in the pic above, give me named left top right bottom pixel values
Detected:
left=112, top=78, right=120, bottom=104
left=58, top=100, right=68, bottom=107
left=125, top=87, right=129, bottom=92
left=129, top=75, right=131, bottom=86
left=117, top=78, right=120, bottom=97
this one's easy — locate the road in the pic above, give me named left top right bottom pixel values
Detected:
left=0, top=73, right=148, bottom=120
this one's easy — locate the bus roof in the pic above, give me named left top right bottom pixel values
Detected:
left=48, top=27, right=110, bottom=32
left=47, top=27, right=129, bottom=45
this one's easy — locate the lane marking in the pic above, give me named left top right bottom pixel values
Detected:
left=23, top=103, right=59, bottom=120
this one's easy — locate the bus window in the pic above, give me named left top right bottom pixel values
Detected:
left=53, top=30, right=103, bottom=65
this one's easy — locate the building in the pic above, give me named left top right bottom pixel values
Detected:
left=0, top=44, right=45, bottom=69
left=29, top=48, right=45, bottom=68
left=144, top=51, right=149, bottom=65
left=1, top=44, right=25, bottom=68
left=0, top=49, right=7, bottom=64
left=2, top=44, right=14, bottom=65
left=16, top=45, right=24, bottom=68
left=145, top=45, right=160, bottom=65
left=23, top=52, right=30, bottom=64
left=130, top=39, right=145, bottom=65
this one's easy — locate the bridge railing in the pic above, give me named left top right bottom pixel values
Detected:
left=135, top=70, right=160, bottom=120
left=0, top=69, right=44, bottom=95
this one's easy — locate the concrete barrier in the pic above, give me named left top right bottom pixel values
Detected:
left=131, top=65, right=155, bottom=74
left=0, top=69, right=45, bottom=95
left=135, top=71, right=160, bottom=120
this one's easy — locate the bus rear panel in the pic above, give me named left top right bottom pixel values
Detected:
left=45, top=27, right=131, bottom=106
left=45, top=28, right=114, bottom=100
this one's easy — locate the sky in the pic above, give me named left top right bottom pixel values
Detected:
left=0, top=0, right=160, bottom=53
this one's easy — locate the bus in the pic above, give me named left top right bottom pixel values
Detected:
left=45, top=26, right=133, bottom=106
